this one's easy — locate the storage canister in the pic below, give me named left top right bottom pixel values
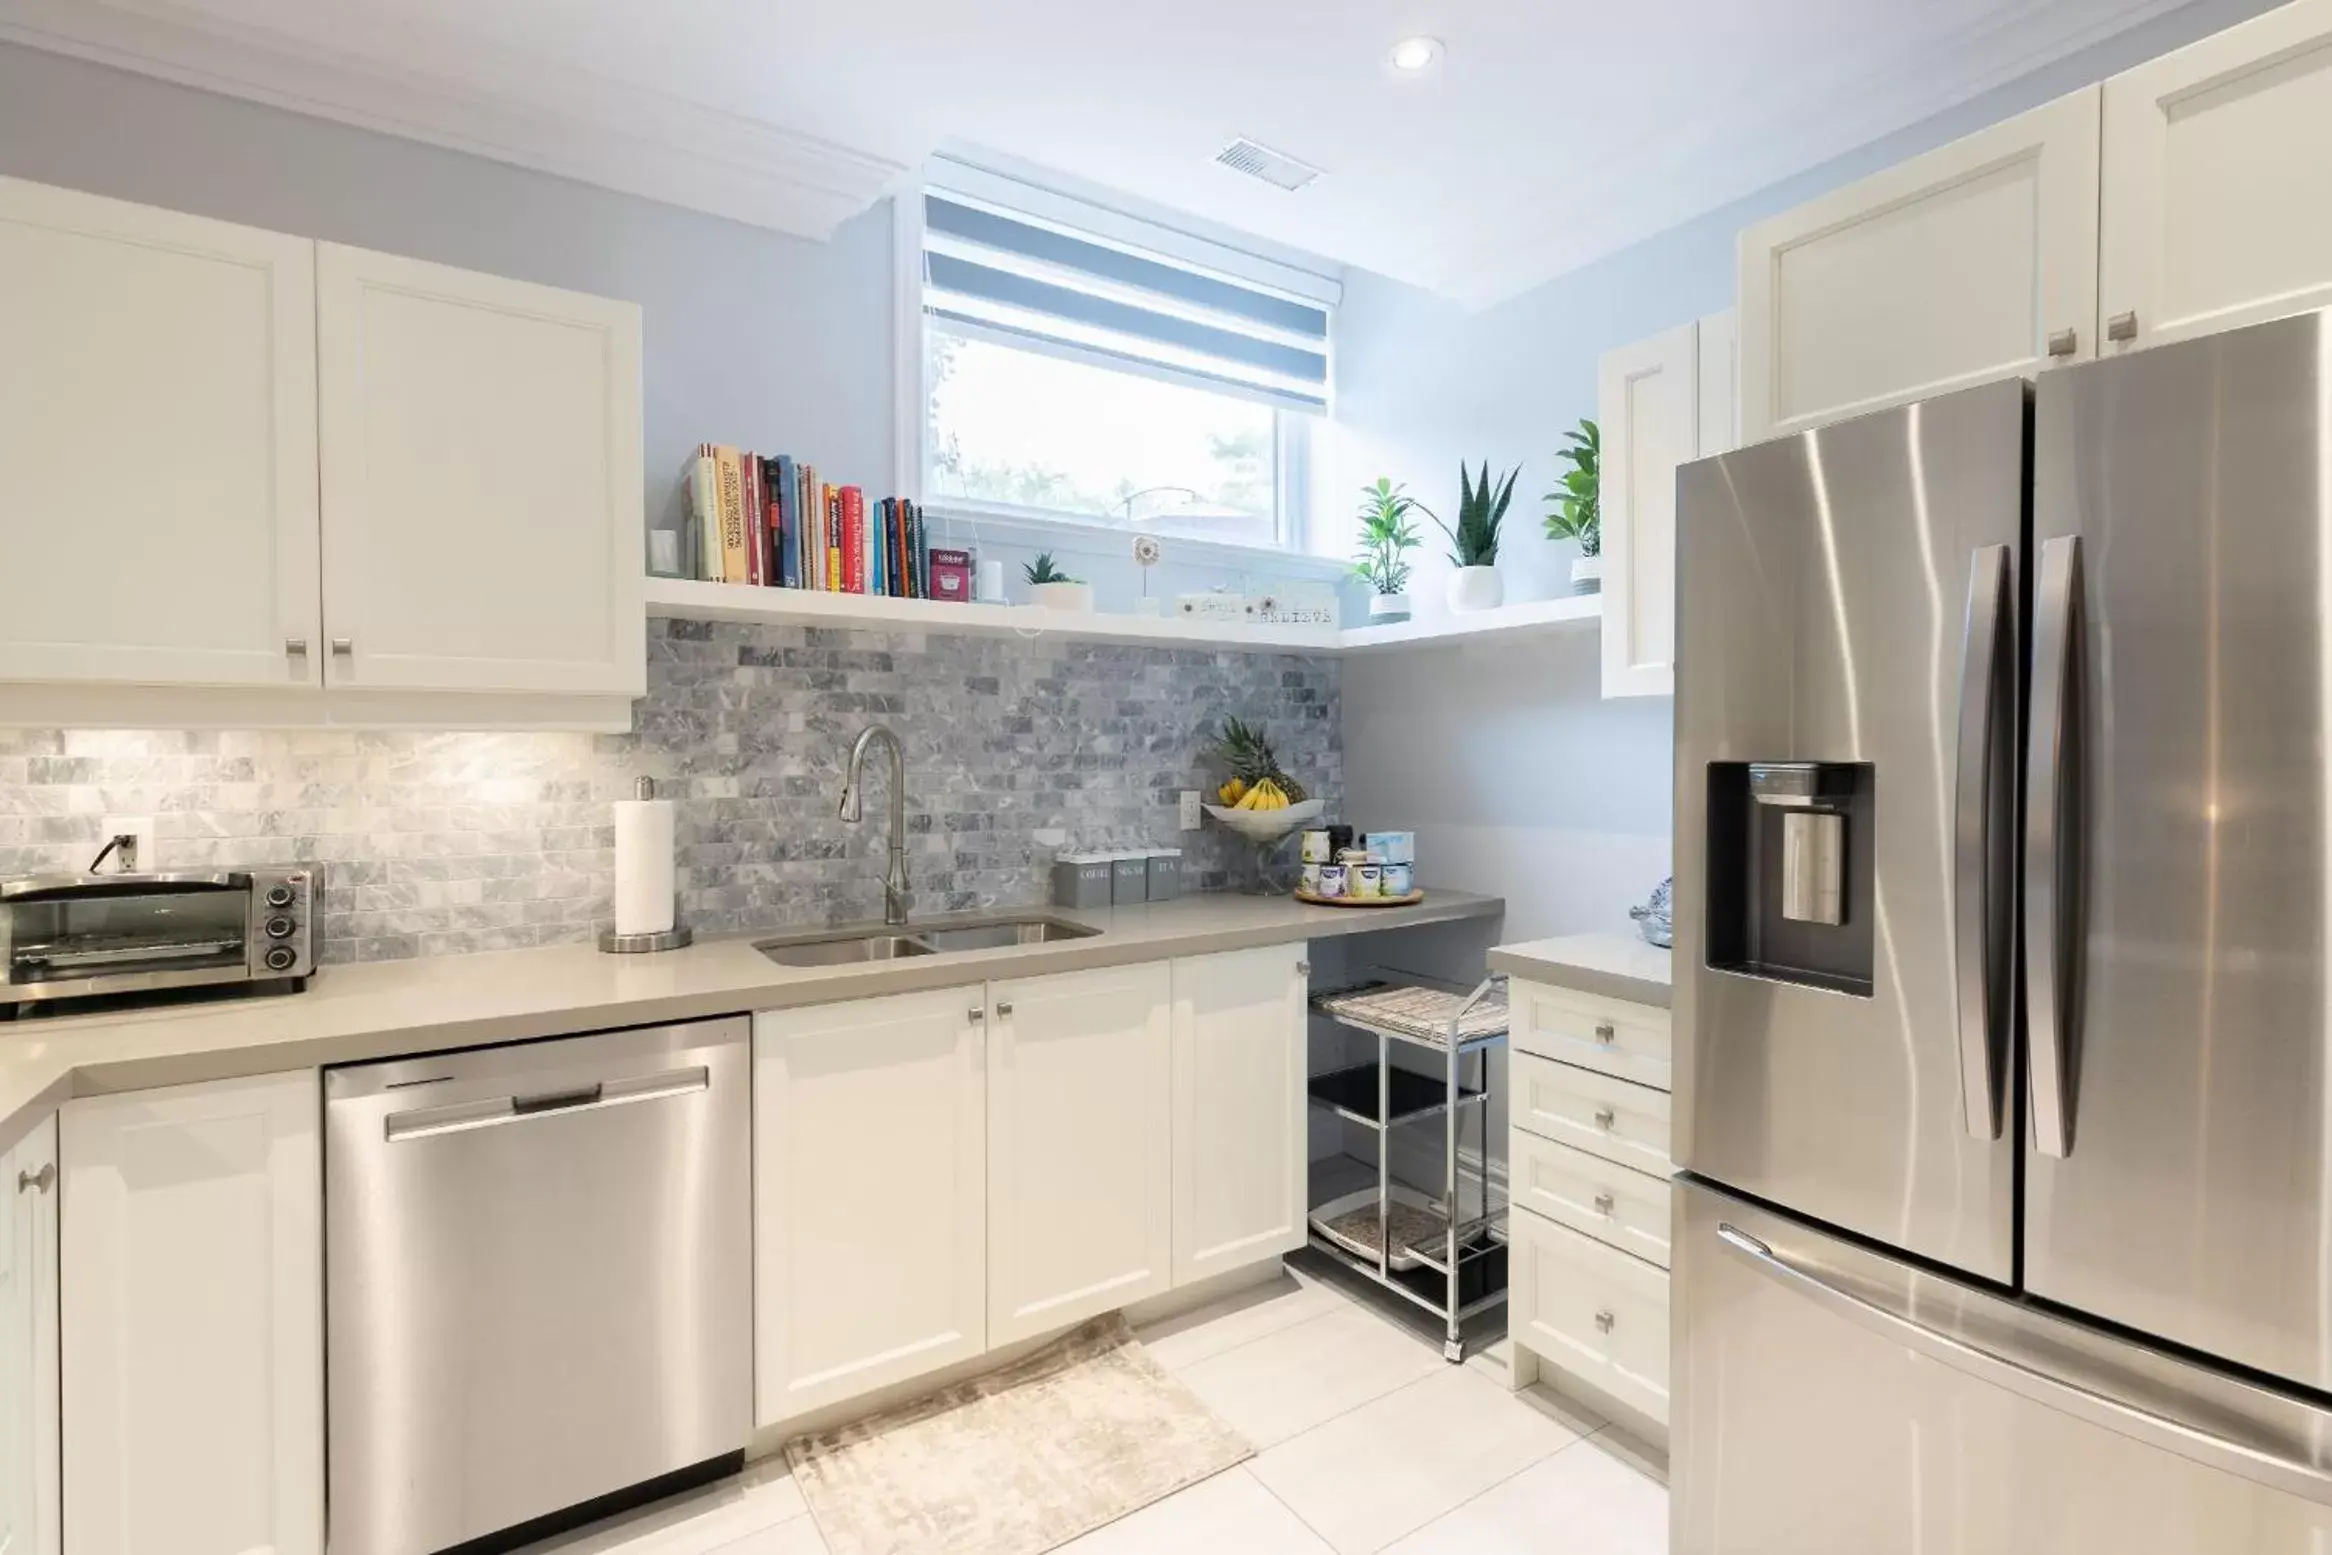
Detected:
left=1145, top=848, right=1183, bottom=901
left=1052, top=852, right=1114, bottom=909
left=1110, top=850, right=1149, bottom=905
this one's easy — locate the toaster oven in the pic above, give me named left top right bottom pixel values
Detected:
left=0, top=869, right=316, bottom=1015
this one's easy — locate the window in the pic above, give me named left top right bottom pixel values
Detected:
left=916, top=169, right=1335, bottom=553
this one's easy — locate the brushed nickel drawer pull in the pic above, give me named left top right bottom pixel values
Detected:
left=1593, top=1106, right=1617, bottom=1129
left=17, top=1163, right=54, bottom=1194
left=1593, top=1190, right=1617, bottom=1215
left=1593, top=1020, right=1616, bottom=1044
left=1594, top=1308, right=1616, bottom=1333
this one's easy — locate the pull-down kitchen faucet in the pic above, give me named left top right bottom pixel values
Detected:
left=838, top=725, right=912, bottom=926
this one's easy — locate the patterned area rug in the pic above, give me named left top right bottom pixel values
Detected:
left=784, top=1314, right=1253, bottom=1555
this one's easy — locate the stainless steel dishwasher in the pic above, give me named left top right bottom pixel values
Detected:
left=325, top=1017, right=751, bottom=1555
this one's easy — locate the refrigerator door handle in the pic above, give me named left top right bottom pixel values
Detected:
left=2027, top=535, right=2083, bottom=1157
left=1953, top=544, right=2012, bottom=1140
left=1715, top=1221, right=2332, bottom=1509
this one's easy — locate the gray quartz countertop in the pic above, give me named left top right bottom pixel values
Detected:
left=0, top=889, right=1502, bottom=1152
left=1488, top=931, right=1671, bottom=1009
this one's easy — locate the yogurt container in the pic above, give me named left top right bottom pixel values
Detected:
left=1354, top=862, right=1384, bottom=898
left=1299, top=862, right=1324, bottom=894
left=1383, top=862, right=1414, bottom=896
left=1300, top=829, right=1335, bottom=863
left=1367, top=830, right=1416, bottom=865
left=1316, top=863, right=1348, bottom=898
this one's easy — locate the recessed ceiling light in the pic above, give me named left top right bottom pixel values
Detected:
left=1386, top=36, right=1443, bottom=73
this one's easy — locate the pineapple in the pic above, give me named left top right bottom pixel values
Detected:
left=1208, top=717, right=1308, bottom=804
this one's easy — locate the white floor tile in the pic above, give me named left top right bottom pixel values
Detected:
left=1174, top=1304, right=1446, bottom=1448
left=707, top=1514, right=828, bottom=1555
left=1251, top=1365, right=1587, bottom=1554
left=524, top=1458, right=810, bottom=1555
left=1055, top=1467, right=1336, bottom=1554
left=1379, top=1436, right=1668, bottom=1555
left=1136, top=1268, right=1345, bottom=1372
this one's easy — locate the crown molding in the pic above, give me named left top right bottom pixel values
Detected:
left=0, top=0, right=910, bottom=239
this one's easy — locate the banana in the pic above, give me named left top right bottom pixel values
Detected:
left=1219, top=777, right=1247, bottom=805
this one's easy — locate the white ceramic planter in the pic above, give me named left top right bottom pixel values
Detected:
left=1446, top=566, right=1504, bottom=614
left=1367, top=592, right=1412, bottom=625
left=1030, top=581, right=1095, bottom=612
left=1571, top=556, right=1604, bottom=596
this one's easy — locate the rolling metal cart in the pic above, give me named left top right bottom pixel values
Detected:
left=1305, top=974, right=1509, bottom=1361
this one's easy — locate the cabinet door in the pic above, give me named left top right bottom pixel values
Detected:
left=1599, top=321, right=1698, bottom=700
left=752, top=989, right=987, bottom=1425
left=1739, top=88, right=2100, bottom=441
left=989, top=962, right=1173, bottom=1345
left=2100, top=0, right=2332, bottom=353
left=1170, top=945, right=1307, bottom=1287
left=0, top=1118, right=59, bottom=1555
left=0, top=177, right=319, bottom=690
left=60, top=1073, right=322, bottom=1555
left=317, top=243, right=644, bottom=697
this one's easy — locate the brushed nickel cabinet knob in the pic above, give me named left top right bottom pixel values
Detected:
left=2106, top=310, right=2139, bottom=343
left=17, top=1163, right=54, bottom=1194
left=2047, top=327, right=2079, bottom=358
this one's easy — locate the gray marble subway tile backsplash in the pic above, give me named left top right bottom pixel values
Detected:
left=0, top=621, right=1341, bottom=964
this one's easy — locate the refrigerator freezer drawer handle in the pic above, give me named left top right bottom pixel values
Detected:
left=2027, top=535, right=2083, bottom=1158
left=1714, top=1221, right=2332, bottom=1509
left=1953, top=543, right=2012, bottom=1141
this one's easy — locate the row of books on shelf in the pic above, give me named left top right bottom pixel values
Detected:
left=686, top=445, right=971, bottom=601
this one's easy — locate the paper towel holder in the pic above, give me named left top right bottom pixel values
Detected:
left=599, top=776, right=695, bottom=955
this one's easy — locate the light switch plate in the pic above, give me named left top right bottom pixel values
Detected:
left=98, top=815, right=155, bottom=873
left=1179, top=791, right=1202, bottom=831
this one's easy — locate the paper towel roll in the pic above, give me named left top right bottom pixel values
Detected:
left=612, top=794, right=676, bottom=936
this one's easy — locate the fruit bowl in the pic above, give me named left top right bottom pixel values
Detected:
left=1202, top=797, right=1325, bottom=843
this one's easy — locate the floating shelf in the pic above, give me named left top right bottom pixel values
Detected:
left=1338, top=594, right=1600, bottom=654
left=646, top=576, right=1600, bottom=656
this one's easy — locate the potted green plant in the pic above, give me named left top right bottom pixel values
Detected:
left=1352, top=478, right=1426, bottom=624
left=1545, top=419, right=1601, bottom=596
left=1023, top=552, right=1093, bottom=612
left=1436, top=461, right=1518, bottom=613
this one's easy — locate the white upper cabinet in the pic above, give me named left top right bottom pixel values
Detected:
left=0, top=1117, right=60, bottom=1555
left=0, top=177, right=319, bottom=691
left=1169, top=946, right=1308, bottom=1287
left=752, top=989, right=988, bottom=1426
left=2100, top=0, right=2332, bottom=352
left=317, top=244, right=645, bottom=699
left=1739, top=88, right=2101, bottom=441
left=987, top=962, right=1173, bottom=1346
left=60, top=1071, right=322, bottom=1555
left=1599, top=320, right=1699, bottom=700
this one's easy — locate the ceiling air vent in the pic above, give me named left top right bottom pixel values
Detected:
left=1214, top=138, right=1322, bottom=192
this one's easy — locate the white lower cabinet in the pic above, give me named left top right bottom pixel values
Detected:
left=1510, top=1207, right=1670, bottom=1425
left=1170, top=944, right=1308, bottom=1286
left=60, top=1071, right=322, bottom=1555
left=1, top=1117, right=59, bottom=1555
left=987, top=962, right=1175, bottom=1346
left=752, top=987, right=988, bottom=1425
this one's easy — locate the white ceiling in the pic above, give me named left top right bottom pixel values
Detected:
left=2, top=0, right=2202, bottom=305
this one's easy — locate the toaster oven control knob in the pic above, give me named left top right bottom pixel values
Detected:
left=263, top=945, right=298, bottom=972
left=264, top=883, right=296, bottom=909
left=264, top=915, right=297, bottom=940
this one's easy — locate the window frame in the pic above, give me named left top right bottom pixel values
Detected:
left=893, top=170, right=1336, bottom=569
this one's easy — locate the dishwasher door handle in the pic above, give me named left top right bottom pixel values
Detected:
left=385, top=1066, right=710, bottom=1141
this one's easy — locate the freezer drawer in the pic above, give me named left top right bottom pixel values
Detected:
left=1508, top=1128, right=1672, bottom=1268
left=1510, top=1206, right=1669, bottom=1424
left=1511, top=1051, right=1671, bottom=1177
left=1675, top=1177, right=2332, bottom=1554
left=1508, top=978, right=1671, bottom=1091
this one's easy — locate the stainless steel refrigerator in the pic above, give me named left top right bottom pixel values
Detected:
left=1672, top=308, right=2332, bottom=1552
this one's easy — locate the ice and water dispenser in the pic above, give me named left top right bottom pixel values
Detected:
left=1704, top=760, right=1875, bottom=997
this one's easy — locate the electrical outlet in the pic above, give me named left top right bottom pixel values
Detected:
left=98, top=815, right=155, bottom=873
left=1179, top=790, right=1203, bottom=831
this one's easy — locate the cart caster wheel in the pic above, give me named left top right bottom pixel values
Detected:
left=1443, top=1339, right=1466, bottom=1363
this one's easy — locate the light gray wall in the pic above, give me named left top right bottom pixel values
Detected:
left=1330, top=0, right=2286, bottom=945
left=0, top=40, right=897, bottom=533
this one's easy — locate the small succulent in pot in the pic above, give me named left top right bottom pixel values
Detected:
left=1023, top=551, right=1095, bottom=612
left=1437, top=461, right=1518, bottom=613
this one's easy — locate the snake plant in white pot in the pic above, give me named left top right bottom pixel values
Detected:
left=1352, top=478, right=1425, bottom=624
left=1437, top=461, right=1518, bottom=613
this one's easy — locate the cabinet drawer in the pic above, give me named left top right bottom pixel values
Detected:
left=1511, top=1051, right=1672, bottom=1178
left=1510, top=1206, right=1669, bottom=1425
left=1510, top=979, right=1670, bottom=1090
left=1508, top=1128, right=1672, bottom=1269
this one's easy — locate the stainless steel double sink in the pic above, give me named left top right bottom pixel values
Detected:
left=753, top=914, right=1099, bottom=967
